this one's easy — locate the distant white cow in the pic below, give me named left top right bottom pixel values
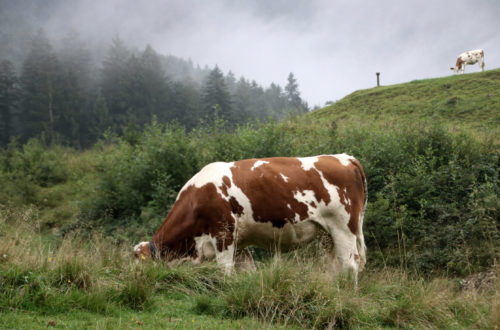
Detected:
left=450, top=49, right=484, bottom=74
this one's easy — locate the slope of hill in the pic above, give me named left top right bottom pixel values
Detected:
left=309, top=69, right=500, bottom=136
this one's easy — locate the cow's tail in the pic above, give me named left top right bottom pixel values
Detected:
left=353, top=158, right=368, bottom=272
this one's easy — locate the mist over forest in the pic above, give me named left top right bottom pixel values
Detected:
left=0, top=1, right=309, bottom=147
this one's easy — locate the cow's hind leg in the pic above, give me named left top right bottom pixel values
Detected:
left=324, top=214, right=361, bottom=286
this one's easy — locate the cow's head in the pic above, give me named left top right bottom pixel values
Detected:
left=450, top=58, right=463, bottom=74
left=133, top=241, right=152, bottom=262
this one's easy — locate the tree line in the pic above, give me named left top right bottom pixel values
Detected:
left=0, top=29, right=308, bottom=148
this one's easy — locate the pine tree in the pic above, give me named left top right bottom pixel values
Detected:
left=101, top=36, right=131, bottom=133
left=264, top=83, right=288, bottom=120
left=171, top=80, right=201, bottom=129
left=58, top=31, right=95, bottom=93
left=90, top=89, right=111, bottom=140
left=0, top=59, right=19, bottom=145
left=285, top=72, right=308, bottom=114
left=202, top=66, right=233, bottom=123
left=232, top=77, right=253, bottom=123
left=19, top=29, right=62, bottom=143
left=56, top=32, right=97, bottom=146
left=138, top=45, right=171, bottom=124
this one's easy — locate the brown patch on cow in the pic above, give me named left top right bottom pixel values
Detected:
left=314, top=156, right=366, bottom=235
left=229, top=196, right=244, bottom=216
left=230, top=157, right=331, bottom=228
left=152, top=183, right=237, bottom=258
left=220, top=176, right=231, bottom=197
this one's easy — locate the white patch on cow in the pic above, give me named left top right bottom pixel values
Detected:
left=251, top=160, right=269, bottom=171
left=343, top=187, right=351, bottom=206
left=133, top=241, right=149, bottom=253
left=293, top=189, right=318, bottom=218
left=314, top=167, right=351, bottom=230
left=178, top=162, right=234, bottom=200
left=280, top=173, right=289, bottom=182
left=298, top=156, right=319, bottom=171
left=334, top=153, right=355, bottom=166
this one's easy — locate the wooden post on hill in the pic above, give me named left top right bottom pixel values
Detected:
left=376, top=72, right=380, bottom=87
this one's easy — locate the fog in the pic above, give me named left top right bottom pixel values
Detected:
left=2, top=0, right=499, bottom=106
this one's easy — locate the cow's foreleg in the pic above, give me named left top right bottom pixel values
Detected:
left=215, top=243, right=236, bottom=275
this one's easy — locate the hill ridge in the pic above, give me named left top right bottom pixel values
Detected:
left=309, top=68, right=500, bottom=135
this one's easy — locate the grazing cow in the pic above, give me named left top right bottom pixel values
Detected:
left=450, top=49, right=485, bottom=74
left=134, top=154, right=367, bottom=282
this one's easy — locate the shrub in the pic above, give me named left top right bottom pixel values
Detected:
left=0, top=138, right=70, bottom=205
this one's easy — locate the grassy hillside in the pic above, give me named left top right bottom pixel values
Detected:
left=309, top=68, right=500, bottom=137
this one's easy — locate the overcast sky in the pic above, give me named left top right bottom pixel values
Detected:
left=3, top=0, right=500, bottom=106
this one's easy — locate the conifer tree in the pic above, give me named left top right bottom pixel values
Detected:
left=202, top=66, right=233, bottom=123
left=0, top=59, right=19, bottom=145
left=101, top=36, right=131, bottom=132
left=138, top=45, right=171, bottom=123
left=285, top=72, right=308, bottom=114
left=20, top=29, right=62, bottom=143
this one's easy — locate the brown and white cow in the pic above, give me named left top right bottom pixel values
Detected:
left=450, top=49, right=485, bottom=74
left=134, top=154, right=367, bottom=282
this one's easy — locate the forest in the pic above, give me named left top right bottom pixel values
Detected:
left=0, top=29, right=308, bottom=148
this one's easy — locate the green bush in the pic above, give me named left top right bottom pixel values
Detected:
left=0, top=138, right=70, bottom=205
